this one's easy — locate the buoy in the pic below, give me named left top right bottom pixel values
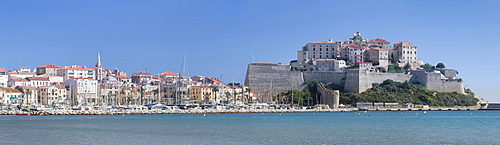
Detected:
left=364, top=111, right=367, bottom=113
left=357, top=113, right=360, bottom=115
left=312, top=113, right=315, bottom=114
left=470, top=113, right=473, bottom=115
left=262, top=113, right=264, bottom=114
left=203, top=114, right=206, bottom=116
left=279, top=113, right=282, bottom=116
left=424, top=111, right=427, bottom=114
left=122, top=114, right=124, bottom=117
left=400, top=112, right=403, bottom=114
left=416, top=113, right=418, bottom=115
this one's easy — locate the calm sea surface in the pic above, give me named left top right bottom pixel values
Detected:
left=1, top=110, right=499, bottom=145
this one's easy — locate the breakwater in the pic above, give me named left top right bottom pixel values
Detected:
left=1, top=108, right=356, bottom=116
left=359, top=107, right=479, bottom=111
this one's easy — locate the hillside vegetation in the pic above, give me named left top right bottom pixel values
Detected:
left=333, top=80, right=478, bottom=106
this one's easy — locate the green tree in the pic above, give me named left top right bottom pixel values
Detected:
left=245, top=88, right=252, bottom=103
left=23, top=89, right=32, bottom=106
left=228, top=83, right=240, bottom=86
left=420, top=63, right=434, bottom=69
left=346, top=62, right=354, bottom=67
left=436, top=63, right=446, bottom=69
left=139, top=86, right=145, bottom=105
left=387, top=64, right=405, bottom=73
left=403, top=63, right=412, bottom=71
left=212, top=86, right=219, bottom=104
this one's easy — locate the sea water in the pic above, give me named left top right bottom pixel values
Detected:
left=0, top=111, right=499, bottom=144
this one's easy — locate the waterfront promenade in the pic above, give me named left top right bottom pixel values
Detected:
left=0, top=108, right=357, bottom=116
left=359, top=106, right=480, bottom=111
left=0, top=106, right=482, bottom=116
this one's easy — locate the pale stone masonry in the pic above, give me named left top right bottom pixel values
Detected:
left=246, top=32, right=465, bottom=99
left=291, top=31, right=423, bottom=71
left=0, top=68, right=7, bottom=87
left=64, top=78, right=98, bottom=104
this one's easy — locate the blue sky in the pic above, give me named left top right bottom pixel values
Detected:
left=1, top=1, right=499, bottom=102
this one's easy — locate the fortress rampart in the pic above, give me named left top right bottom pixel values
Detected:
left=245, top=63, right=465, bottom=96
left=244, top=62, right=304, bottom=95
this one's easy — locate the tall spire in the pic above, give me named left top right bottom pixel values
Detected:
left=95, top=52, right=103, bottom=81
left=96, top=52, right=102, bottom=68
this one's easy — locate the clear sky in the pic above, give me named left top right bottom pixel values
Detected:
left=1, top=1, right=499, bottom=102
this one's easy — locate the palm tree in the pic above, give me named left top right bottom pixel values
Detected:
left=139, top=86, right=145, bottom=105
left=245, top=88, right=252, bottom=103
left=120, top=88, right=126, bottom=105
left=23, top=89, right=32, bottom=106
left=224, top=91, right=231, bottom=104
left=154, top=88, right=160, bottom=104
left=211, top=86, right=219, bottom=104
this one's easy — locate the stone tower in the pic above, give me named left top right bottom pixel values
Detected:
left=95, top=52, right=104, bottom=82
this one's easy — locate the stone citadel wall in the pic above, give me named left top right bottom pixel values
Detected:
left=245, top=63, right=465, bottom=96
left=409, top=70, right=465, bottom=94
left=244, top=62, right=304, bottom=96
left=344, top=70, right=414, bottom=93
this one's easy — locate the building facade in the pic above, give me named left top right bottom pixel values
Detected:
left=58, top=65, right=95, bottom=81
left=37, top=85, right=67, bottom=106
left=0, top=68, right=7, bottom=87
left=65, top=78, right=98, bottom=105
left=36, top=64, right=61, bottom=76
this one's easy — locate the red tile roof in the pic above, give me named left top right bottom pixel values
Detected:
left=368, top=39, right=390, bottom=43
left=133, top=72, right=152, bottom=76
left=0, top=87, right=23, bottom=93
left=0, top=68, right=6, bottom=72
left=394, top=41, right=414, bottom=46
left=370, top=48, right=385, bottom=51
left=73, top=77, right=94, bottom=80
left=8, top=71, right=36, bottom=75
left=36, top=64, right=62, bottom=68
left=348, top=45, right=364, bottom=49
left=26, top=77, right=50, bottom=81
left=60, top=66, right=94, bottom=70
left=9, top=78, right=29, bottom=82
left=207, top=77, right=221, bottom=82
left=119, top=76, right=131, bottom=79
left=156, top=71, right=180, bottom=76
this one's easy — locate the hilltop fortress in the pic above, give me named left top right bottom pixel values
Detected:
left=245, top=32, right=464, bottom=98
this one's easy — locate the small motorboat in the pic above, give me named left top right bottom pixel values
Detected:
left=16, top=112, right=30, bottom=115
